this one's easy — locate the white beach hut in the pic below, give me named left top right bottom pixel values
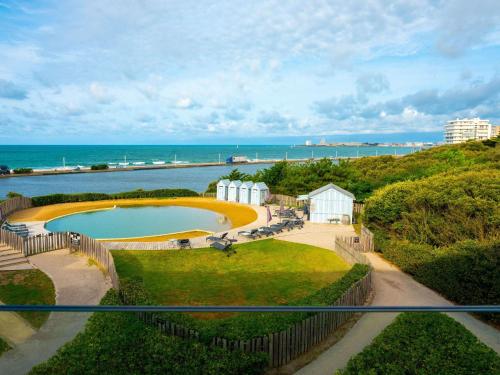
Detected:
left=238, top=181, right=253, bottom=204
left=251, top=182, right=270, bottom=206
left=216, top=179, right=230, bottom=201
left=308, top=183, right=355, bottom=224
left=227, top=180, right=242, bottom=202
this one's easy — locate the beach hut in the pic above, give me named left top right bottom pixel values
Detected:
left=251, top=182, right=270, bottom=206
left=238, top=181, right=253, bottom=204
left=216, top=179, right=230, bottom=201
left=227, top=180, right=242, bottom=202
left=308, top=183, right=355, bottom=224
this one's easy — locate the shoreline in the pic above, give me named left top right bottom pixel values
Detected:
left=0, top=156, right=389, bottom=179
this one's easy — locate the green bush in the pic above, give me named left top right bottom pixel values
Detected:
left=340, top=312, right=500, bottom=375
left=6, top=191, right=23, bottom=199
left=30, top=289, right=267, bottom=375
left=0, top=337, right=10, bottom=356
left=381, top=239, right=500, bottom=324
left=364, top=169, right=500, bottom=247
left=31, top=188, right=199, bottom=206
left=120, top=264, right=370, bottom=341
left=90, top=164, right=109, bottom=170
left=13, top=168, right=33, bottom=174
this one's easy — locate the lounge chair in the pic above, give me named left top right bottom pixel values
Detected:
left=2, top=222, right=27, bottom=230
left=238, top=229, right=261, bottom=239
left=257, top=227, right=274, bottom=237
left=210, top=241, right=236, bottom=256
left=177, top=239, right=191, bottom=249
left=4, top=226, right=29, bottom=235
left=206, top=232, right=228, bottom=242
left=269, top=223, right=287, bottom=232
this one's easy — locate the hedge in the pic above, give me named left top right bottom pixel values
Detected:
left=340, top=312, right=500, bottom=375
left=30, top=289, right=267, bottom=375
left=32, top=188, right=199, bottom=206
left=363, top=169, right=500, bottom=247
left=381, top=239, right=500, bottom=324
left=90, top=164, right=109, bottom=170
left=120, top=264, right=370, bottom=341
left=13, top=168, right=33, bottom=174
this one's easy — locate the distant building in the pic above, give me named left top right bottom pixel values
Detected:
left=444, top=118, right=494, bottom=144
left=305, top=140, right=312, bottom=146
left=493, top=125, right=500, bottom=138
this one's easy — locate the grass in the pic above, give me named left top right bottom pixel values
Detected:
left=113, top=239, right=351, bottom=311
left=29, top=289, right=267, bottom=375
left=0, top=269, right=56, bottom=328
left=339, top=313, right=500, bottom=375
left=0, top=337, right=10, bottom=356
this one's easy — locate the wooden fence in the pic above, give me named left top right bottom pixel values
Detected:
left=0, top=196, right=32, bottom=221
left=0, top=228, right=25, bottom=251
left=353, top=202, right=364, bottom=215
left=0, top=228, right=119, bottom=290
left=268, top=194, right=298, bottom=207
left=336, top=226, right=374, bottom=255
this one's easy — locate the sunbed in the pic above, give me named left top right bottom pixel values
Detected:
left=206, top=232, right=228, bottom=242
left=238, top=229, right=261, bottom=239
left=210, top=241, right=236, bottom=256
left=257, top=227, right=274, bottom=237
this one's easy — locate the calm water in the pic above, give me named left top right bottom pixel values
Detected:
left=0, top=145, right=414, bottom=169
left=45, top=206, right=231, bottom=239
left=0, top=164, right=271, bottom=198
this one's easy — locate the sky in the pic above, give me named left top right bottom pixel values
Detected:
left=0, top=0, right=499, bottom=144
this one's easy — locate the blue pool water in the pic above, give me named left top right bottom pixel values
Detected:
left=45, top=206, right=231, bottom=239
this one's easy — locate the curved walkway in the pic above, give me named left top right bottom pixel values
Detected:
left=0, top=249, right=111, bottom=375
left=274, top=226, right=500, bottom=375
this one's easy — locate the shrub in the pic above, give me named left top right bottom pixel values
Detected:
left=120, top=264, right=370, bottom=341
left=6, top=191, right=23, bottom=198
left=340, top=313, right=500, bottom=375
left=30, top=289, right=267, bottom=375
left=31, top=188, right=199, bottom=206
left=364, top=169, right=500, bottom=247
left=13, top=168, right=33, bottom=174
left=90, top=164, right=109, bottom=170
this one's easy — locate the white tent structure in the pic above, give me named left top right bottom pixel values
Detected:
left=251, top=182, right=270, bottom=206
left=227, top=180, right=242, bottom=202
left=238, top=181, right=253, bottom=204
left=216, top=179, right=230, bottom=201
left=308, top=183, right=355, bottom=224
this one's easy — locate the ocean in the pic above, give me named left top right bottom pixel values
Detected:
left=0, top=145, right=414, bottom=170
left=0, top=145, right=416, bottom=198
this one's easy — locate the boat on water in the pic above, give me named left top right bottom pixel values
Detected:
left=171, top=154, right=188, bottom=165
left=55, top=157, right=79, bottom=171
left=152, top=160, right=166, bottom=165
left=118, top=155, right=130, bottom=167
left=132, top=161, right=146, bottom=166
left=226, top=155, right=248, bottom=164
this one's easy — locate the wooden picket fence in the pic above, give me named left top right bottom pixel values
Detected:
left=353, top=202, right=364, bottom=215
left=0, top=228, right=25, bottom=251
left=0, top=196, right=33, bottom=221
left=0, top=228, right=119, bottom=290
left=336, top=226, right=374, bottom=255
left=23, top=232, right=69, bottom=256
left=268, top=194, right=299, bottom=207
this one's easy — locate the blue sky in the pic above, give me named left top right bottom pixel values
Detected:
left=0, top=0, right=499, bottom=144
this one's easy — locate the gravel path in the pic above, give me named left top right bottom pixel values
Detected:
left=0, top=249, right=111, bottom=375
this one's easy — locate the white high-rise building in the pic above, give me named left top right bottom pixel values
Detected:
left=444, top=118, right=493, bottom=144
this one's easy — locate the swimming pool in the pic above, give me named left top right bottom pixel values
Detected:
left=44, top=205, right=231, bottom=239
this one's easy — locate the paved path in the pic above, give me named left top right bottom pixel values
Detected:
left=0, top=249, right=111, bottom=375
left=276, top=228, right=500, bottom=375
left=0, top=304, right=36, bottom=346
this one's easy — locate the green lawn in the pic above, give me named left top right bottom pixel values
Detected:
left=340, top=313, right=500, bottom=375
left=113, top=239, right=351, bottom=309
left=0, top=269, right=56, bottom=328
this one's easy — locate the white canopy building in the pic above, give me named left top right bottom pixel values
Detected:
left=307, top=183, right=355, bottom=224
left=227, top=180, right=242, bottom=202
left=238, top=181, right=253, bottom=204
left=216, top=179, right=230, bottom=201
left=251, top=182, right=270, bottom=206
